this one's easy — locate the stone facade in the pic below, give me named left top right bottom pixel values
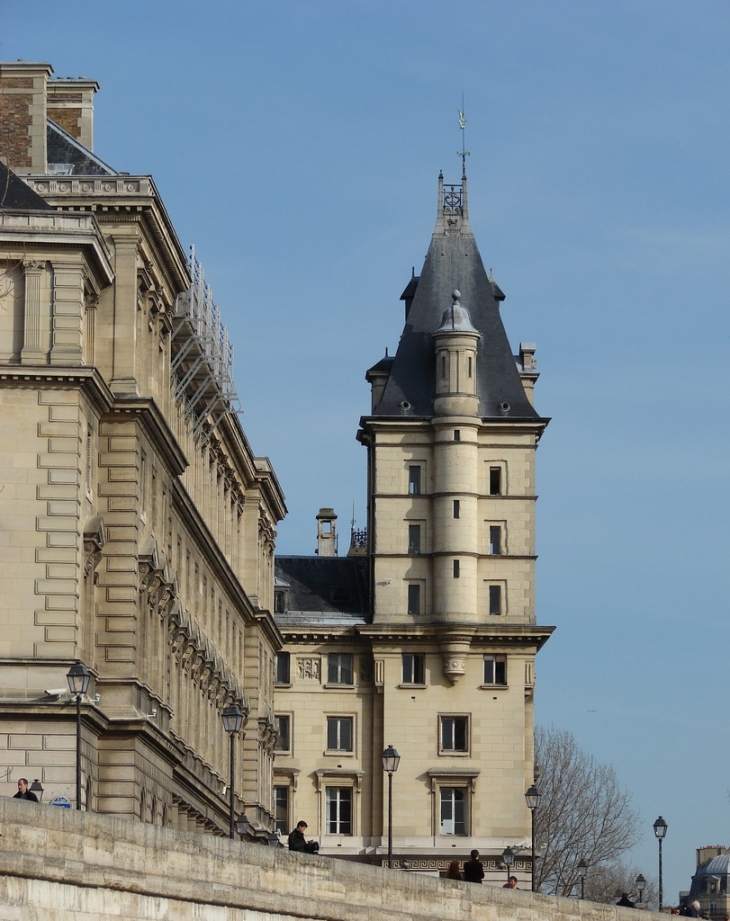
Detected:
left=273, top=177, right=553, bottom=881
left=0, top=62, right=285, bottom=837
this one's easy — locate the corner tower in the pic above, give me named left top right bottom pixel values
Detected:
left=357, top=172, right=553, bottom=879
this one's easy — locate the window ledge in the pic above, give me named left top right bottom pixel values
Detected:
left=323, top=683, right=355, bottom=690
left=480, top=683, right=508, bottom=690
left=398, top=683, right=427, bottom=690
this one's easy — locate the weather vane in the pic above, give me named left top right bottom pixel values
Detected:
left=457, top=93, right=470, bottom=180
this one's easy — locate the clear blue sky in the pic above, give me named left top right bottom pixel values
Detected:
left=5, top=0, right=729, bottom=902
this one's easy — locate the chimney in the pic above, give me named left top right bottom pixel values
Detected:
left=0, top=61, right=53, bottom=174
left=47, top=77, right=99, bottom=151
left=316, top=508, right=338, bottom=557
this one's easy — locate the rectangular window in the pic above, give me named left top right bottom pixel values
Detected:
left=489, top=525, right=502, bottom=555
left=326, top=716, right=353, bottom=752
left=402, top=653, right=425, bottom=685
left=483, top=654, right=507, bottom=685
left=408, top=524, right=421, bottom=555
left=407, top=583, right=421, bottom=615
left=326, top=787, right=352, bottom=835
left=327, top=653, right=353, bottom=685
left=274, top=715, right=290, bottom=752
left=453, top=559, right=460, bottom=578
left=454, top=430, right=460, bottom=441
left=440, top=716, right=469, bottom=753
left=440, top=787, right=467, bottom=836
left=408, top=465, right=421, bottom=495
left=276, top=652, right=291, bottom=685
left=274, top=785, right=289, bottom=835
left=489, top=466, right=502, bottom=496
left=489, top=585, right=502, bottom=615
left=453, top=500, right=460, bottom=519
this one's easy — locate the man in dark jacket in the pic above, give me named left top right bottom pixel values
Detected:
left=288, top=821, right=319, bottom=853
left=463, top=849, right=484, bottom=883
left=13, top=779, right=39, bottom=802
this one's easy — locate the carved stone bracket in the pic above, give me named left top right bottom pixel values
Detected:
left=83, top=515, right=105, bottom=580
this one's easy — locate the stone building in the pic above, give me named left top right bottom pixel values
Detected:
left=685, top=847, right=730, bottom=919
left=273, top=171, right=553, bottom=880
left=0, top=62, right=285, bottom=835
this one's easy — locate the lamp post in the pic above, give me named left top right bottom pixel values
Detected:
left=577, top=859, right=588, bottom=900
left=29, top=779, right=44, bottom=803
left=653, top=816, right=668, bottom=911
left=525, top=784, right=540, bottom=891
left=502, top=846, right=515, bottom=883
left=222, top=704, right=244, bottom=839
left=381, top=745, right=400, bottom=868
left=66, top=661, right=91, bottom=811
left=636, top=874, right=646, bottom=904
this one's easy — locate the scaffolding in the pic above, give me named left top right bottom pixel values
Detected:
left=171, top=246, right=241, bottom=443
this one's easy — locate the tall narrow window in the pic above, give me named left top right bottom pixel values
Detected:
left=489, top=466, right=502, bottom=496
left=454, top=429, right=460, bottom=441
left=407, top=583, right=421, bottom=615
left=441, top=355, right=447, bottom=379
left=453, top=500, right=460, bottom=519
left=85, top=426, right=93, bottom=496
left=276, top=652, right=291, bottom=685
left=489, top=526, right=502, bottom=555
left=408, top=465, right=421, bottom=495
left=483, top=654, right=507, bottom=685
left=326, top=787, right=353, bottom=834
left=453, top=559, right=460, bottom=578
left=440, top=788, right=467, bottom=835
left=327, top=653, right=353, bottom=685
left=326, top=716, right=353, bottom=752
left=408, top=524, right=421, bottom=555
left=468, top=356, right=473, bottom=378
left=402, top=653, right=425, bottom=685
left=274, top=715, right=291, bottom=752
left=274, top=785, right=289, bottom=835
left=489, top=584, right=502, bottom=615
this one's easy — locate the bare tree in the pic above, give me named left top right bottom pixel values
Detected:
left=583, top=859, right=658, bottom=908
left=534, top=727, right=642, bottom=896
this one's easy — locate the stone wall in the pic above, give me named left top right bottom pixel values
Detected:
left=0, top=797, right=659, bottom=921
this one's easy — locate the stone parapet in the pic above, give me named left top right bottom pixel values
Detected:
left=0, top=797, right=661, bottom=921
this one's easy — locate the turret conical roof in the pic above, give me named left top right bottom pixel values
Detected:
left=372, top=173, right=541, bottom=420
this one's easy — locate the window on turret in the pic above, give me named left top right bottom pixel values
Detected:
left=408, top=524, right=421, bottom=554
left=489, top=585, right=502, bottom=615
left=483, top=655, right=507, bottom=686
left=489, top=526, right=502, bottom=555
left=407, top=583, right=421, bottom=615
left=454, top=430, right=460, bottom=441
left=453, top=500, right=460, bottom=519
left=489, top=466, right=502, bottom=495
left=468, top=356, right=473, bottom=378
left=408, top=465, right=422, bottom=495
left=453, top=560, right=460, bottom=578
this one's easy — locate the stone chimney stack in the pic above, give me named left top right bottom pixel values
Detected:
left=47, top=77, right=99, bottom=152
left=316, top=508, right=338, bottom=557
left=0, top=62, right=53, bottom=174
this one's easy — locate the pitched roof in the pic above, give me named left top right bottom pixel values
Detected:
left=0, top=162, right=53, bottom=211
left=47, top=118, right=117, bottom=176
left=372, top=174, right=542, bottom=421
left=275, top=556, right=370, bottom=625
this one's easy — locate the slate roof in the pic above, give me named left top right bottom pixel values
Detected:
left=47, top=119, right=118, bottom=176
left=371, top=175, right=544, bottom=421
left=275, top=556, right=370, bottom=627
left=0, top=162, right=53, bottom=210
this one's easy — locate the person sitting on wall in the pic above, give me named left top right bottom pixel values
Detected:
left=503, top=876, right=518, bottom=889
left=287, top=821, right=319, bottom=853
left=13, top=779, right=39, bottom=802
left=463, top=850, right=485, bottom=883
left=617, top=893, right=636, bottom=908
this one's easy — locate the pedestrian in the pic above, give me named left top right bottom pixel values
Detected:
left=463, top=849, right=484, bottom=883
left=446, top=859, right=462, bottom=880
left=504, top=876, right=518, bottom=889
left=287, top=820, right=319, bottom=853
left=13, top=778, right=39, bottom=802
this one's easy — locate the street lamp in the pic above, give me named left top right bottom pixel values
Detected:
left=577, top=859, right=588, bottom=900
left=525, top=784, right=541, bottom=891
left=29, top=779, right=44, bottom=803
left=66, top=661, right=91, bottom=811
left=502, top=846, right=515, bottom=883
left=381, top=745, right=400, bottom=868
left=653, top=816, right=668, bottom=911
left=222, top=704, right=244, bottom=839
left=636, top=874, right=646, bottom=904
